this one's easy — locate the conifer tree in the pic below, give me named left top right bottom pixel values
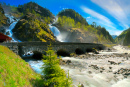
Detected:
left=42, top=44, right=72, bottom=87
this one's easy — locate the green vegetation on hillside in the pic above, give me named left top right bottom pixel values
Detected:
left=0, top=4, right=7, bottom=27
left=0, top=45, right=73, bottom=87
left=0, top=45, right=43, bottom=87
left=18, top=2, right=54, bottom=22
left=7, top=2, right=56, bottom=42
left=56, top=10, right=114, bottom=43
left=42, top=45, right=72, bottom=87
left=123, top=30, right=130, bottom=46
left=58, top=9, right=88, bottom=25
left=1, top=1, right=114, bottom=43
left=115, top=28, right=130, bottom=45
left=1, top=3, right=23, bottom=18
left=12, top=13, right=55, bottom=42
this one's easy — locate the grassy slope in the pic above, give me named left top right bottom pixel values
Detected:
left=0, top=45, right=43, bottom=87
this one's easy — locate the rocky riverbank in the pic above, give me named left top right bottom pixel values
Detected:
left=60, top=45, right=130, bottom=87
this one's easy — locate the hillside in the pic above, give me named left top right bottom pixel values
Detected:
left=115, top=28, right=130, bottom=45
left=123, top=30, right=130, bottom=46
left=8, top=2, right=56, bottom=42
left=1, top=2, right=114, bottom=43
left=1, top=3, right=23, bottom=18
left=0, top=45, right=43, bottom=86
left=18, top=2, right=54, bottom=20
left=12, top=13, right=55, bottom=42
left=55, top=9, right=114, bottom=43
left=0, top=4, right=8, bottom=33
left=58, top=9, right=88, bottom=25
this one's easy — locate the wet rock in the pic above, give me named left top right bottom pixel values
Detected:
left=109, top=67, right=112, bottom=69
left=88, top=71, right=92, bottom=74
left=81, top=84, right=84, bottom=87
left=66, top=60, right=71, bottom=65
left=60, top=60, right=71, bottom=65
left=108, top=48, right=111, bottom=52
left=59, top=60, right=66, bottom=65
left=100, top=70, right=103, bottom=73
left=108, top=60, right=121, bottom=65
left=89, top=64, right=99, bottom=70
left=100, top=67, right=105, bottom=70
left=114, top=68, right=130, bottom=78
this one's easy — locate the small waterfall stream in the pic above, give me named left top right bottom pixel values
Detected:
left=5, top=14, right=20, bottom=42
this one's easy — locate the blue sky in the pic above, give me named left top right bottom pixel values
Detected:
left=1, top=0, right=130, bottom=35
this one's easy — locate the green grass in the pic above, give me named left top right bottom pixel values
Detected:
left=0, top=45, right=43, bottom=87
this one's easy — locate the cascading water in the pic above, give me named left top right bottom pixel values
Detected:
left=5, top=14, right=20, bottom=42
left=49, top=24, right=65, bottom=42
left=49, top=17, right=67, bottom=42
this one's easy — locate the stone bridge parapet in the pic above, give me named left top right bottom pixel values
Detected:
left=0, top=42, right=105, bottom=56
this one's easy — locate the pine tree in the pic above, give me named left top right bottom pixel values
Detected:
left=41, top=44, right=72, bottom=87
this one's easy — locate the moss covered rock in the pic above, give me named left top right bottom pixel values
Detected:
left=12, top=13, right=55, bottom=42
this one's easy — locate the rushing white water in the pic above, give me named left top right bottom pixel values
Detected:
left=61, top=56, right=130, bottom=87
left=25, top=59, right=44, bottom=75
left=5, top=14, right=16, bottom=24
left=5, top=14, right=20, bottom=42
left=6, top=21, right=17, bottom=37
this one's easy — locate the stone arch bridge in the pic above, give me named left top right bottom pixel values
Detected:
left=0, top=42, right=105, bottom=56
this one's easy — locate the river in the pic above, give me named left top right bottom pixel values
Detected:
left=5, top=14, right=130, bottom=87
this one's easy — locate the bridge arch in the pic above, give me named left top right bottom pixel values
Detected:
left=56, top=48, right=70, bottom=56
left=75, top=48, right=85, bottom=55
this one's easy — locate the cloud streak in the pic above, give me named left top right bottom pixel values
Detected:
left=81, top=6, right=121, bottom=35
left=81, top=6, right=112, bottom=25
left=91, top=0, right=130, bottom=29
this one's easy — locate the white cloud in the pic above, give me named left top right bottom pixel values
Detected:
left=86, top=16, right=91, bottom=18
left=81, top=6, right=118, bottom=35
left=81, top=6, right=113, bottom=25
left=107, top=29, right=123, bottom=36
left=91, top=0, right=130, bottom=29
left=115, top=30, right=123, bottom=36
left=62, top=8, right=68, bottom=10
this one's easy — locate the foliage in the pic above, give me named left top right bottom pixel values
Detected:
left=123, top=31, right=130, bottom=46
left=115, top=28, right=130, bottom=45
left=12, top=13, right=55, bottom=42
left=17, top=2, right=54, bottom=22
left=1, top=3, right=23, bottom=18
left=0, top=4, right=7, bottom=27
left=56, top=14, right=114, bottom=43
left=42, top=44, right=72, bottom=87
left=0, top=45, right=43, bottom=87
left=58, top=9, right=88, bottom=25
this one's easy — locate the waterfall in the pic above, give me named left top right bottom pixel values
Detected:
left=5, top=14, right=20, bottom=42
left=49, top=16, right=66, bottom=42
left=49, top=24, right=65, bottom=42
